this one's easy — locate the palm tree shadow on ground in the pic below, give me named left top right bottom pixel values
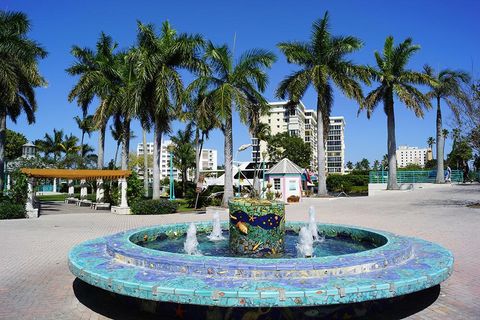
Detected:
left=73, top=278, right=440, bottom=320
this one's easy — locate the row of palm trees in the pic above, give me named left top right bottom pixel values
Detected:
left=0, top=10, right=473, bottom=201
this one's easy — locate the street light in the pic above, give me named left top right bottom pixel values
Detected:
left=234, top=144, right=252, bottom=197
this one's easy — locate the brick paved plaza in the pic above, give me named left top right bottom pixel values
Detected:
left=0, top=184, right=479, bottom=319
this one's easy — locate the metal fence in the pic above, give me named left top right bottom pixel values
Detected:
left=369, top=170, right=464, bottom=184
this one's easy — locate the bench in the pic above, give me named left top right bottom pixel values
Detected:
left=91, top=202, right=111, bottom=210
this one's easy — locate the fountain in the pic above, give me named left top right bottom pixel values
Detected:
left=308, top=206, right=322, bottom=242
left=69, top=199, right=453, bottom=309
left=296, top=226, right=314, bottom=257
left=183, top=223, right=200, bottom=255
left=207, top=212, right=225, bottom=241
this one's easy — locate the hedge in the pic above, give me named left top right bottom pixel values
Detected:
left=0, top=202, right=26, bottom=220
left=131, top=199, right=178, bottom=215
left=326, top=174, right=369, bottom=193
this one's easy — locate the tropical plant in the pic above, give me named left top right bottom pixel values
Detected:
left=423, top=65, right=470, bottom=183
left=359, top=37, right=433, bottom=190
left=74, top=114, right=94, bottom=157
left=192, top=42, right=275, bottom=205
left=34, top=129, right=64, bottom=161
left=276, top=12, right=369, bottom=196
left=133, top=21, right=205, bottom=199
left=170, top=127, right=196, bottom=197
left=67, top=32, right=120, bottom=170
left=0, top=11, right=47, bottom=191
left=427, top=136, right=436, bottom=150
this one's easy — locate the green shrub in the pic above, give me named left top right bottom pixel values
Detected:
left=131, top=199, right=178, bottom=215
left=327, top=174, right=368, bottom=193
left=0, top=202, right=26, bottom=219
left=10, top=169, right=28, bottom=205
left=127, top=171, right=144, bottom=205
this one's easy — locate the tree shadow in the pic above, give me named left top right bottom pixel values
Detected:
left=73, top=278, right=441, bottom=319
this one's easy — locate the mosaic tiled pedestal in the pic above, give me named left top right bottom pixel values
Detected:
left=228, top=200, right=285, bottom=256
left=68, top=222, right=453, bottom=307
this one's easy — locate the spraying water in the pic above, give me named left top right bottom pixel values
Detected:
left=207, top=212, right=225, bottom=241
left=296, top=226, right=314, bottom=258
left=308, top=206, right=323, bottom=242
left=184, top=223, right=201, bottom=255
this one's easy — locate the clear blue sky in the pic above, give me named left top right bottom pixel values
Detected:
left=3, top=0, right=479, bottom=165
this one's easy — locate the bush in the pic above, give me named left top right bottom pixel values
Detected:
left=287, top=195, right=300, bottom=203
left=131, top=199, right=178, bottom=215
left=127, top=172, right=144, bottom=205
left=327, top=174, right=368, bottom=193
left=0, top=202, right=26, bottom=219
left=185, top=185, right=224, bottom=208
left=10, top=169, right=28, bottom=205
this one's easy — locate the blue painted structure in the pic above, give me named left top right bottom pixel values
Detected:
left=68, top=222, right=453, bottom=307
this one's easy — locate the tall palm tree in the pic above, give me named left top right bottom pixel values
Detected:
left=192, top=43, right=275, bottom=206
left=74, top=114, right=94, bottom=157
left=170, top=127, right=196, bottom=197
left=276, top=12, right=368, bottom=196
left=360, top=37, right=433, bottom=190
left=142, top=128, right=149, bottom=196
left=109, top=117, right=122, bottom=166
left=423, top=65, right=470, bottom=183
left=0, top=11, right=47, bottom=190
left=66, top=32, right=120, bottom=170
left=133, top=21, right=205, bottom=199
left=185, top=80, right=220, bottom=184
left=427, top=137, right=436, bottom=150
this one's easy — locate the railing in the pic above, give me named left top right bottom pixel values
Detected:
left=369, top=170, right=463, bottom=184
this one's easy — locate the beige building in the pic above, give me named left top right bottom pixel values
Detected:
left=252, top=101, right=345, bottom=174
left=396, top=145, right=432, bottom=168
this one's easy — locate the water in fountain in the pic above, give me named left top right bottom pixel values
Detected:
left=207, top=212, right=225, bottom=241
left=308, top=206, right=323, bottom=242
left=184, top=223, right=201, bottom=255
left=296, top=226, right=314, bottom=257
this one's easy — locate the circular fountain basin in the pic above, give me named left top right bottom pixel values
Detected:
left=68, top=222, right=453, bottom=307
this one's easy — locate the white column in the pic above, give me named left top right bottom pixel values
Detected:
left=96, top=179, right=104, bottom=202
left=80, top=179, right=87, bottom=199
left=68, top=179, right=74, bottom=196
left=52, top=178, right=57, bottom=193
left=119, top=178, right=128, bottom=207
left=6, top=174, right=10, bottom=191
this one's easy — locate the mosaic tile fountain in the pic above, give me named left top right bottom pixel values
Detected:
left=68, top=200, right=453, bottom=308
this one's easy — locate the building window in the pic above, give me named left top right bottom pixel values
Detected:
left=273, top=178, right=281, bottom=190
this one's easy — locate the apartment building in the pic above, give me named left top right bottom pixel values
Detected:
left=396, top=145, right=432, bottom=168
left=253, top=101, right=346, bottom=173
left=136, top=142, right=217, bottom=181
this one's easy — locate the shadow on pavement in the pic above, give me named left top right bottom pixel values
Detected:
left=73, top=278, right=441, bottom=319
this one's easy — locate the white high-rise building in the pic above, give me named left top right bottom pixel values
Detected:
left=252, top=101, right=346, bottom=174
left=136, top=142, right=217, bottom=181
left=396, top=145, right=432, bottom=168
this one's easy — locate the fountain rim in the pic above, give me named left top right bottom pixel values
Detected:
left=124, top=222, right=390, bottom=263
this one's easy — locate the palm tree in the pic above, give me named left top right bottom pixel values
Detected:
left=192, top=43, right=275, bottom=206
left=442, top=129, right=449, bottom=140
left=427, top=137, right=436, bottom=150
left=423, top=66, right=470, bottom=183
left=170, top=127, right=196, bottom=197
left=66, top=32, right=120, bottom=170
left=0, top=11, right=47, bottom=190
left=133, top=21, right=205, bottom=199
left=359, top=37, right=432, bottom=190
left=276, top=12, right=368, bottom=196
left=35, top=129, right=64, bottom=162
left=74, top=114, right=94, bottom=157
left=142, top=128, right=149, bottom=196
left=109, top=117, right=122, bottom=166
left=185, top=80, right=220, bottom=184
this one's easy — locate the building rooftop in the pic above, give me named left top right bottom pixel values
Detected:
left=267, top=158, right=304, bottom=175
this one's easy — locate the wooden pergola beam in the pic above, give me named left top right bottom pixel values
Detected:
left=20, top=168, right=131, bottom=180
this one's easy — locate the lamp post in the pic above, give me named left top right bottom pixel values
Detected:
left=235, top=143, right=253, bottom=197
left=168, top=145, right=175, bottom=201
left=261, top=151, right=268, bottom=198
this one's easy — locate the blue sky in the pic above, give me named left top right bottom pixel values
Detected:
left=3, top=0, right=479, bottom=165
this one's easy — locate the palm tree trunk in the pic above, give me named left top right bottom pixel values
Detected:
left=0, top=108, right=6, bottom=192
left=222, top=113, right=234, bottom=206
left=114, top=142, right=120, bottom=167
left=435, top=97, right=445, bottom=183
left=121, top=118, right=130, bottom=170
left=80, top=130, right=85, bottom=158
left=182, top=169, right=187, bottom=198
left=316, top=97, right=328, bottom=196
left=143, top=128, right=149, bottom=197
left=386, top=98, right=399, bottom=190
left=152, top=124, right=162, bottom=200
left=97, top=122, right=106, bottom=169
